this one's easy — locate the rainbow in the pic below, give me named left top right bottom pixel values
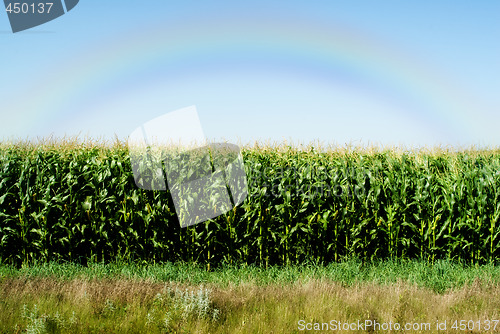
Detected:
left=6, top=15, right=479, bottom=144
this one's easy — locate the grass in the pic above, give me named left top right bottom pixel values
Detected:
left=0, top=259, right=499, bottom=333
left=1, top=258, right=500, bottom=293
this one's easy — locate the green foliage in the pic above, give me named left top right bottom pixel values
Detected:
left=145, top=286, right=220, bottom=332
left=18, top=304, right=77, bottom=334
left=2, top=259, right=499, bottom=293
left=1, top=141, right=500, bottom=266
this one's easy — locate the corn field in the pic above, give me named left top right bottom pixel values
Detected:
left=0, top=140, right=499, bottom=267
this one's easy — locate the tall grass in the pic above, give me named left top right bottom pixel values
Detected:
left=1, top=138, right=500, bottom=266
left=1, top=259, right=499, bottom=293
left=1, top=262, right=499, bottom=334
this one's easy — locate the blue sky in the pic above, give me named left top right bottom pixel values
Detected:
left=0, top=1, right=499, bottom=148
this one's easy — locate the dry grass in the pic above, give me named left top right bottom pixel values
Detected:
left=211, top=279, right=500, bottom=333
left=1, top=277, right=499, bottom=333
